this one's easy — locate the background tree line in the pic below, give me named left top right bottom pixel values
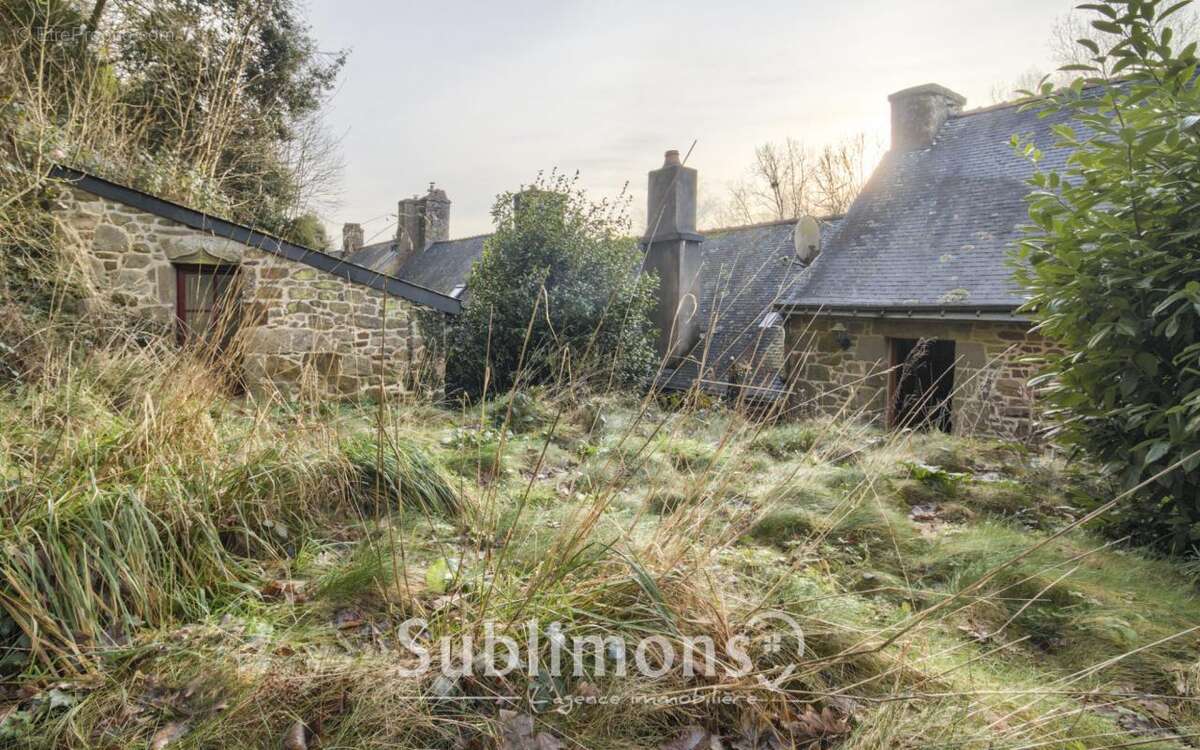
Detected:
left=711, top=133, right=874, bottom=228
left=1, top=0, right=344, bottom=248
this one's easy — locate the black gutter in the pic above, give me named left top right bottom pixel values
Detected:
left=777, top=302, right=1026, bottom=323
left=50, top=166, right=463, bottom=315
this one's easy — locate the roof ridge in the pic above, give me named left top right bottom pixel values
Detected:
left=953, top=98, right=1032, bottom=117
left=954, top=79, right=1115, bottom=119
left=432, top=232, right=492, bottom=245
left=700, top=214, right=843, bottom=235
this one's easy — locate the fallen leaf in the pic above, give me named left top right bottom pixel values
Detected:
left=499, top=710, right=535, bottom=749
left=661, top=725, right=723, bottom=750
left=282, top=720, right=308, bottom=750
left=574, top=681, right=600, bottom=699
left=783, top=707, right=850, bottom=744
left=46, top=688, right=76, bottom=710
left=262, top=579, right=308, bottom=604
left=1136, top=697, right=1174, bottom=722
left=534, top=732, right=562, bottom=750
left=150, top=721, right=188, bottom=750
left=334, top=608, right=366, bottom=629
left=498, top=710, right=562, bottom=750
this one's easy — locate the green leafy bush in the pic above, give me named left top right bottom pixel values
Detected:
left=444, top=172, right=659, bottom=397
left=1017, top=0, right=1200, bottom=551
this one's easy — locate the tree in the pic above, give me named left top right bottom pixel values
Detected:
left=444, top=172, right=658, bottom=398
left=720, top=134, right=872, bottom=227
left=1, top=0, right=345, bottom=234
left=1017, top=0, right=1200, bottom=551
left=990, top=3, right=1199, bottom=103
left=283, top=212, right=330, bottom=250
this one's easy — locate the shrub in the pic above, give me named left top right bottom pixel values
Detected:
left=444, top=172, right=658, bottom=397
left=1016, top=0, right=1200, bottom=551
left=489, top=390, right=551, bottom=434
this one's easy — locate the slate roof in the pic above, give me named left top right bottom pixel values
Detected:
left=346, top=235, right=487, bottom=297
left=782, top=98, right=1077, bottom=314
left=660, top=217, right=843, bottom=398
left=398, top=235, right=487, bottom=296
left=345, top=240, right=402, bottom=277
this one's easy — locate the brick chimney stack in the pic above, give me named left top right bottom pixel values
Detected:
left=396, top=184, right=451, bottom=266
left=888, top=83, right=966, bottom=151
left=342, top=222, right=363, bottom=255
left=643, top=149, right=703, bottom=365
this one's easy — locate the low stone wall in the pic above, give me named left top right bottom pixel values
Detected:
left=55, top=185, right=425, bottom=398
left=783, top=314, right=1059, bottom=441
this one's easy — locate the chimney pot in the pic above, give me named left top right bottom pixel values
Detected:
left=645, top=150, right=697, bottom=242
left=342, top=222, right=363, bottom=255
left=888, top=83, right=966, bottom=151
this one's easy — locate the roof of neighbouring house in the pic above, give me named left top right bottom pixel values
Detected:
left=50, top=166, right=462, bottom=314
left=344, top=239, right=402, bottom=276
left=661, top=216, right=843, bottom=399
left=347, top=234, right=488, bottom=298
left=781, top=97, right=1078, bottom=315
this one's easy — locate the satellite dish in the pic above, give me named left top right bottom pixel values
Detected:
left=794, top=216, right=821, bottom=264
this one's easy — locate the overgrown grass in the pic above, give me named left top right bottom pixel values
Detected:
left=2, top=347, right=1199, bottom=749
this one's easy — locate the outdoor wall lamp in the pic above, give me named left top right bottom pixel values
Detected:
left=831, top=322, right=853, bottom=351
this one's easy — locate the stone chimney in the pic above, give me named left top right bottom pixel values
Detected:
left=396, top=183, right=451, bottom=265
left=342, top=222, right=363, bottom=255
left=888, top=83, right=966, bottom=151
left=643, top=150, right=703, bottom=365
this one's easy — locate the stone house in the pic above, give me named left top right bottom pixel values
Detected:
left=49, top=80, right=1064, bottom=432
left=337, top=152, right=843, bottom=406
left=777, top=83, right=1073, bottom=440
left=50, top=166, right=462, bottom=398
left=339, top=186, right=483, bottom=302
left=640, top=150, right=842, bottom=404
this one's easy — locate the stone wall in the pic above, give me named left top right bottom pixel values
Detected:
left=783, top=314, right=1059, bottom=441
left=54, top=185, right=425, bottom=398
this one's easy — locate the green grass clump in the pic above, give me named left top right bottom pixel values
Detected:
left=489, top=389, right=553, bottom=433
left=658, top=436, right=718, bottom=473
left=440, top=427, right=508, bottom=482
left=747, top=507, right=815, bottom=544
left=341, top=435, right=461, bottom=516
left=646, top=487, right=694, bottom=514
left=752, top=422, right=820, bottom=459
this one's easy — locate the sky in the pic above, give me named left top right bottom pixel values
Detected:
left=306, top=0, right=1080, bottom=244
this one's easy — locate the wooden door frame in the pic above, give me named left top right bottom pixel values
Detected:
left=174, top=263, right=240, bottom=345
left=886, top=337, right=903, bottom=429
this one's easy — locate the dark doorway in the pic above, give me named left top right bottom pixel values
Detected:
left=174, top=264, right=241, bottom=349
left=889, top=337, right=955, bottom=432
